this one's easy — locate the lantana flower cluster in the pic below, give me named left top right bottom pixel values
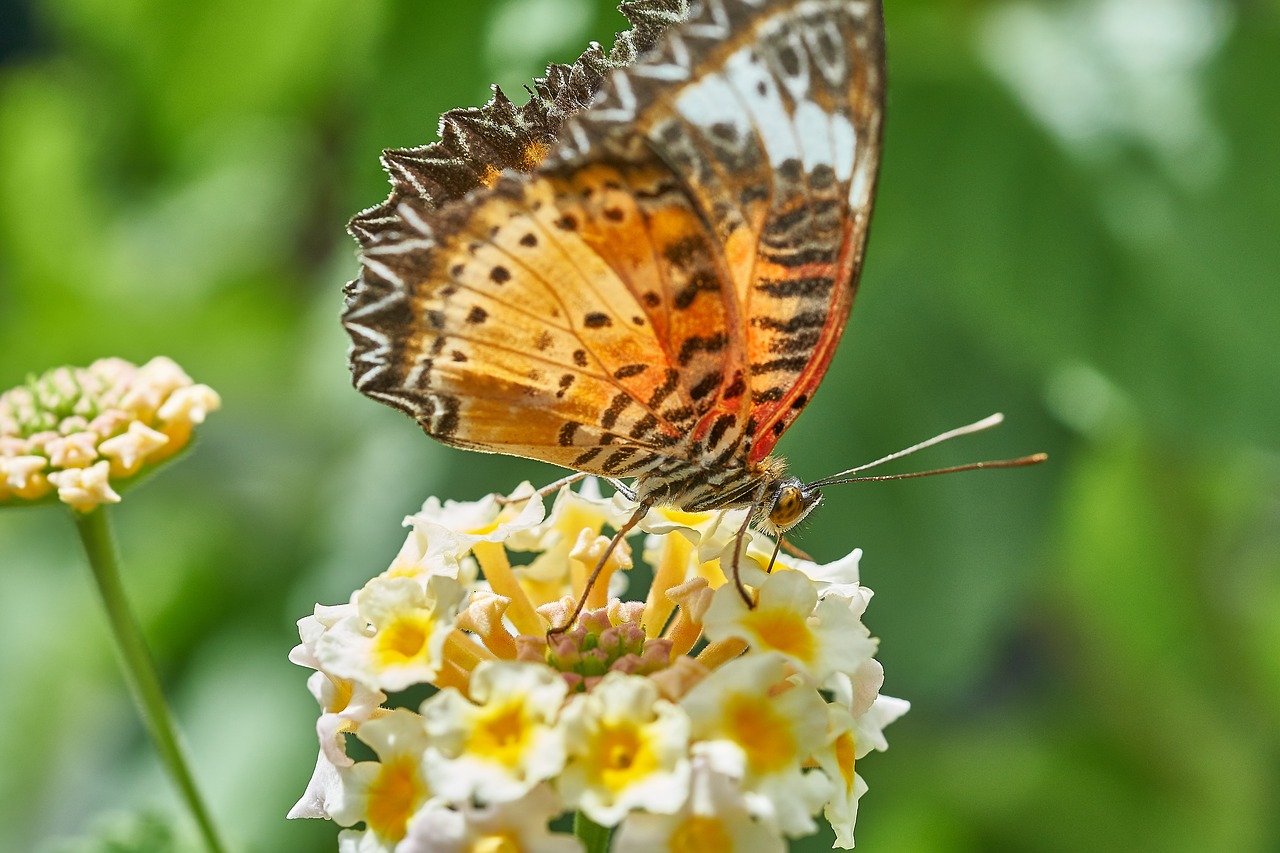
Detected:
left=291, top=480, right=908, bottom=851
left=0, top=357, right=220, bottom=512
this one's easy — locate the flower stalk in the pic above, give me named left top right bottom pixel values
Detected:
left=574, top=808, right=612, bottom=853
left=74, top=505, right=229, bottom=853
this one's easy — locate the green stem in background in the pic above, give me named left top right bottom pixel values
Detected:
left=73, top=507, right=229, bottom=853
left=574, top=810, right=612, bottom=853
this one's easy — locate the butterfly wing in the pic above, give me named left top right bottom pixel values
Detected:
left=344, top=0, right=885, bottom=491
left=591, top=0, right=886, bottom=464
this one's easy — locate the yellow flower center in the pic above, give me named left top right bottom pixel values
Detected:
left=743, top=607, right=814, bottom=663
left=670, top=815, right=732, bottom=853
left=326, top=678, right=354, bottom=714
left=725, top=694, right=795, bottom=776
left=595, top=721, right=656, bottom=793
left=375, top=613, right=431, bottom=665
left=365, top=754, right=427, bottom=842
left=468, top=699, right=532, bottom=768
left=470, top=832, right=519, bottom=853
left=658, top=509, right=713, bottom=527
left=835, top=729, right=857, bottom=793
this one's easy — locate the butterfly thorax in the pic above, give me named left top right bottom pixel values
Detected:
left=634, top=453, right=823, bottom=535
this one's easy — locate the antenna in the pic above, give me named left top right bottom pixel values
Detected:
left=808, top=413, right=1046, bottom=488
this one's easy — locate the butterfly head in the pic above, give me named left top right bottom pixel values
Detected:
left=760, top=476, right=824, bottom=535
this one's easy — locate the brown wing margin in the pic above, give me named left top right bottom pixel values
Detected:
left=346, top=0, right=687, bottom=254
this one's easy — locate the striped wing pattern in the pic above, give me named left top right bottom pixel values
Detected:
left=344, top=0, right=885, bottom=511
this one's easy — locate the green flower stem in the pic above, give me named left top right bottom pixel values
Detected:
left=74, top=507, right=230, bottom=853
left=574, top=810, right=612, bottom=853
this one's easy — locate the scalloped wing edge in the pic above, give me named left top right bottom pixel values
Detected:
left=348, top=0, right=690, bottom=249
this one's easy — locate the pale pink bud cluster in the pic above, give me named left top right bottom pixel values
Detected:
left=0, top=357, right=220, bottom=512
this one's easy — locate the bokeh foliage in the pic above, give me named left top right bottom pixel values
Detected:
left=1, top=0, right=1276, bottom=850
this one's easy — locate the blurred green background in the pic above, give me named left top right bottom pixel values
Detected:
left=2, top=0, right=1276, bottom=850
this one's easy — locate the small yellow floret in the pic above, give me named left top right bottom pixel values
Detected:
left=468, top=699, right=533, bottom=769
left=726, top=694, right=795, bottom=776
left=365, top=754, right=427, bottom=842
left=670, top=815, right=732, bottom=853
left=376, top=614, right=431, bottom=665
left=833, top=729, right=857, bottom=794
left=595, top=721, right=658, bottom=793
left=473, top=832, right=521, bottom=853
left=744, top=607, right=815, bottom=663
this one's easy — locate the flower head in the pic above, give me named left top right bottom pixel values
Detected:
left=0, top=357, right=219, bottom=512
left=293, top=480, right=906, bottom=849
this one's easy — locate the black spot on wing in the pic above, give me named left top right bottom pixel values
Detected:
left=677, top=333, right=728, bottom=366
left=751, top=356, right=810, bottom=375
left=646, top=368, right=680, bottom=409
left=601, top=393, right=631, bottom=430
left=756, top=276, right=835, bottom=298
left=558, top=421, right=579, bottom=446
left=690, top=370, right=723, bottom=401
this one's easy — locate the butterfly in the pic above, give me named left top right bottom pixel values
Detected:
left=345, top=0, right=886, bottom=555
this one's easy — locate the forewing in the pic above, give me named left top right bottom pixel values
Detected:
left=343, top=0, right=885, bottom=481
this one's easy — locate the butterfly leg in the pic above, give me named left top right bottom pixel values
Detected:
left=607, top=478, right=638, bottom=502
left=764, top=536, right=785, bottom=574
left=548, top=499, right=652, bottom=635
left=495, top=471, right=590, bottom=505
left=780, top=538, right=815, bottom=561
left=728, top=480, right=776, bottom=608
left=728, top=509, right=757, bottom=608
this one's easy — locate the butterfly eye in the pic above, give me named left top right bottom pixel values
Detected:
left=768, top=481, right=821, bottom=531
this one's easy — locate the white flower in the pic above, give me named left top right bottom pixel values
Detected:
left=330, top=709, right=433, bottom=850
left=399, top=784, right=582, bottom=853
left=316, top=575, right=467, bottom=692
left=680, top=653, right=832, bottom=836
left=421, top=661, right=569, bottom=803
left=290, top=603, right=391, bottom=821
left=508, top=477, right=629, bottom=557
left=558, top=672, right=692, bottom=826
left=612, top=753, right=785, bottom=853
left=409, top=482, right=547, bottom=556
left=741, top=540, right=863, bottom=592
left=701, top=568, right=877, bottom=684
